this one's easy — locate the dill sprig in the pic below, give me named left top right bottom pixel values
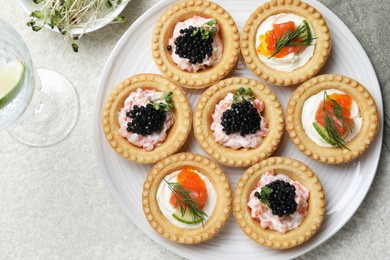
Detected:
left=27, top=0, right=128, bottom=52
left=150, top=91, right=174, bottom=112
left=192, top=19, right=218, bottom=40
left=269, top=20, right=315, bottom=59
left=232, top=87, right=255, bottom=104
left=164, top=179, right=208, bottom=226
left=321, top=91, right=353, bottom=150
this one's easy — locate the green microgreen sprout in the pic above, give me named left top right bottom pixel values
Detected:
left=232, top=87, right=256, bottom=104
left=151, top=91, right=174, bottom=112
left=254, top=186, right=273, bottom=206
left=192, top=19, right=218, bottom=40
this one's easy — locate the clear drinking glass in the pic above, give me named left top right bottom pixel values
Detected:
left=0, top=18, right=78, bottom=146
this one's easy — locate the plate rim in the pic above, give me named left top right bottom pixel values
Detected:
left=93, top=0, right=384, bottom=259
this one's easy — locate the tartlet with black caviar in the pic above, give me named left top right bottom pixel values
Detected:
left=152, top=0, right=240, bottom=89
left=193, top=77, right=284, bottom=167
left=233, top=157, right=326, bottom=249
left=102, top=74, right=192, bottom=164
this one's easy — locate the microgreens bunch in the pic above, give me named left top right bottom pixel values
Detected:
left=151, top=91, right=174, bottom=112
left=27, top=0, right=128, bottom=52
left=254, top=186, right=273, bottom=206
left=192, top=19, right=218, bottom=40
left=232, top=87, right=256, bottom=104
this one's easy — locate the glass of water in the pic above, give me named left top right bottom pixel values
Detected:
left=0, top=18, right=78, bottom=146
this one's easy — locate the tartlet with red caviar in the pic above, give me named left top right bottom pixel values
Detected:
left=142, top=153, right=232, bottom=244
left=286, top=74, right=379, bottom=164
left=241, top=0, right=331, bottom=86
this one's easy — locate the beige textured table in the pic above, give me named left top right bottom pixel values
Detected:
left=1, top=0, right=389, bottom=259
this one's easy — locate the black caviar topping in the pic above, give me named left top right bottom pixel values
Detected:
left=221, top=101, right=261, bottom=136
left=255, top=180, right=297, bottom=217
left=126, top=103, right=167, bottom=136
left=174, top=26, right=214, bottom=64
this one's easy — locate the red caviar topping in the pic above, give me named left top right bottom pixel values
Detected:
left=169, top=167, right=208, bottom=209
left=258, top=21, right=304, bottom=58
left=315, top=93, right=354, bottom=137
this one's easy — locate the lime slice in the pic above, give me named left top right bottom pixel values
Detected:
left=0, top=60, right=25, bottom=109
left=172, top=209, right=202, bottom=224
left=312, top=122, right=336, bottom=146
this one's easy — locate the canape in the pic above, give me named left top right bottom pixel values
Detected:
left=142, top=153, right=232, bottom=243
left=194, top=77, right=284, bottom=167
left=241, top=0, right=331, bottom=86
left=286, top=74, right=379, bottom=164
left=102, top=74, right=192, bottom=164
left=233, top=157, right=326, bottom=249
left=152, top=0, right=240, bottom=89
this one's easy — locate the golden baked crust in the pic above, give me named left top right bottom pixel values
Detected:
left=101, top=73, right=192, bottom=164
left=142, top=152, right=232, bottom=244
left=233, top=157, right=326, bottom=249
left=152, top=0, right=240, bottom=89
left=193, top=77, right=284, bottom=167
left=241, top=0, right=331, bottom=86
left=286, top=74, right=380, bottom=164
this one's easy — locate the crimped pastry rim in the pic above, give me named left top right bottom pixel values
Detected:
left=142, top=152, right=232, bottom=244
left=233, top=156, right=326, bottom=249
left=101, top=73, right=192, bottom=164
left=152, top=0, right=240, bottom=89
left=286, top=74, right=380, bottom=164
left=241, top=0, right=332, bottom=86
left=193, top=77, right=284, bottom=167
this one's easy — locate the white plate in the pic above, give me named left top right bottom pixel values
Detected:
left=93, top=0, right=383, bottom=259
left=19, top=0, right=129, bottom=35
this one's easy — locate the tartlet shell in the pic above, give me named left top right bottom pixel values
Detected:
left=101, top=73, right=192, bottom=164
left=152, top=0, right=240, bottom=89
left=286, top=74, right=380, bottom=164
left=233, top=156, right=326, bottom=249
left=142, top=152, right=232, bottom=244
left=193, top=77, right=284, bottom=167
left=241, top=0, right=331, bottom=86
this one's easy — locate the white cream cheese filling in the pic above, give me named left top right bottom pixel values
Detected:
left=256, top=13, right=316, bottom=72
left=302, top=89, right=363, bottom=147
left=157, top=169, right=217, bottom=229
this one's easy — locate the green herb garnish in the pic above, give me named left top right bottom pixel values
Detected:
left=27, top=0, right=129, bottom=52
left=192, top=19, right=218, bottom=40
left=319, top=91, right=352, bottom=150
left=164, top=179, right=208, bottom=227
left=151, top=91, right=174, bottom=112
left=269, top=20, right=315, bottom=59
left=232, top=87, right=255, bottom=104
left=254, top=186, right=273, bottom=206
